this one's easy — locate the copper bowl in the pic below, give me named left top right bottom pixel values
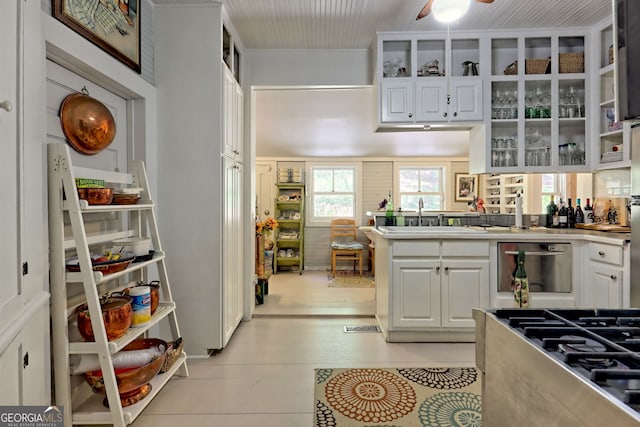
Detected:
left=76, top=296, right=133, bottom=341
left=59, top=92, right=116, bottom=155
left=85, top=338, right=167, bottom=407
left=77, top=188, right=113, bottom=205
left=123, top=281, right=160, bottom=315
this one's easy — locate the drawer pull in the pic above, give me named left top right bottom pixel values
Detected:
left=598, top=251, right=605, bottom=256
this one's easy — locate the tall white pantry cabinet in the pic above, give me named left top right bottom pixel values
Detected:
left=154, top=3, right=246, bottom=355
left=0, top=0, right=50, bottom=405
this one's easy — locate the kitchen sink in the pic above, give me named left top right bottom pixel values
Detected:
left=377, top=226, right=488, bottom=234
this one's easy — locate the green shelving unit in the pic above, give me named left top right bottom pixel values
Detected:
left=274, top=183, right=305, bottom=274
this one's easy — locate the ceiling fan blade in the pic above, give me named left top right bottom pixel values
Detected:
left=416, top=0, right=434, bottom=20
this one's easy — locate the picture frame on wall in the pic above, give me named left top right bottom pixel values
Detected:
left=455, top=173, right=478, bottom=202
left=53, top=0, right=141, bottom=73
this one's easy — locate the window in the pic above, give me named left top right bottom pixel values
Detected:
left=307, top=164, right=358, bottom=224
left=540, top=174, right=566, bottom=210
left=397, top=166, right=444, bottom=211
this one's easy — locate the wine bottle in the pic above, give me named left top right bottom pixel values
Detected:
left=385, top=191, right=395, bottom=226
left=584, top=198, right=594, bottom=224
left=567, top=198, right=575, bottom=228
left=575, top=198, right=585, bottom=224
left=558, top=198, right=568, bottom=228
left=514, top=250, right=529, bottom=308
left=546, top=195, right=556, bottom=227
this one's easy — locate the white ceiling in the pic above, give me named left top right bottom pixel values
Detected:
left=151, top=0, right=613, bottom=158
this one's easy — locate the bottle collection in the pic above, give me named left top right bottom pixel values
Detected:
left=546, top=196, right=596, bottom=228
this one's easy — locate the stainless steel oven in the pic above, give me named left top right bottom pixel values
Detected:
left=497, top=242, right=572, bottom=292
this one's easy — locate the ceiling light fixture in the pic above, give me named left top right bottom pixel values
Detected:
left=431, top=0, right=471, bottom=23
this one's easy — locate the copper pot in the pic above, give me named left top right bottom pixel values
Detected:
left=85, top=338, right=167, bottom=407
left=59, top=92, right=116, bottom=155
left=76, top=296, right=133, bottom=341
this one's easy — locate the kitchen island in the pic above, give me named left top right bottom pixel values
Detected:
left=372, top=225, right=630, bottom=342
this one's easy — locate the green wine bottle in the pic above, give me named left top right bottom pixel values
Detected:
left=385, top=191, right=395, bottom=226
left=514, top=250, right=529, bottom=308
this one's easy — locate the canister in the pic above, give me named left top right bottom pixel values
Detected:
left=129, top=286, right=151, bottom=327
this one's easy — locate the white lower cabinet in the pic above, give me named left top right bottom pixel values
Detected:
left=584, top=242, right=625, bottom=308
left=388, top=240, right=489, bottom=338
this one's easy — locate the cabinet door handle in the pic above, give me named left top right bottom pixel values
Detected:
left=436, top=266, right=440, bottom=272
left=443, top=112, right=448, bottom=118
left=611, top=275, right=617, bottom=280
left=444, top=266, right=449, bottom=271
left=408, top=113, right=413, bottom=118
left=453, top=112, right=457, bottom=117
left=0, top=100, right=12, bottom=112
left=598, top=251, right=605, bottom=256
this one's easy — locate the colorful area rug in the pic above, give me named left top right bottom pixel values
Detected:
left=314, top=367, right=482, bottom=427
left=328, top=271, right=375, bottom=288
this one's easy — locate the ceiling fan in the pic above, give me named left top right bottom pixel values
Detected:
left=416, top=0, right=495, bottom=21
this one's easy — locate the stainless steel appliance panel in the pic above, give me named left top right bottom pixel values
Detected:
left=497, top=242, right=572, bottom=292
left=631, top=125, right=640, bottom=307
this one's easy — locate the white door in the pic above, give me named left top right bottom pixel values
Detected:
left=441, top=259, right=489, bottom=328
left=449, top=79, right=483, bottom=121
left=380, top=80, right=413, bottom=123
left=46, top=60, right=128, bottom=173
left=0, top=0, right=19, bottom=311
left=391, top=259, right=441, bottom=328
left=415, top=79, right=448, bottom=122
left=256, top=162, right=276, bottom=221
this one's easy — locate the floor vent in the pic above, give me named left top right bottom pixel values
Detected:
left=344, top=325, right=380, bottom=333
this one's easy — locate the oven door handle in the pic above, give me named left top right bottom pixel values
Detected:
left=504, top=250, right=565, bottom=256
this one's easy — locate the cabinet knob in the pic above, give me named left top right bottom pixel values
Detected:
left=598, top=251, right=605, bottom=256
left=453, top=112, right=457, bottom=117
left=444, top=266, right=449, bottom=271
left=0, top=100, right=12, bottom=112
left=408, top=113, right=413, bottom=118
left=443, top=112, right=448, bottom=118
left=436, top=266, right=440, bottom=272
left=611, top=275, right=617, bottom=280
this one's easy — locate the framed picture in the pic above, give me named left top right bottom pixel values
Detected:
left=53, top=0, right=141, bottom=73
left=455, top=173, right=478, bottom=202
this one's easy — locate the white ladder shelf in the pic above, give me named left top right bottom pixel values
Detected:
left=48, top=143, right=188, bottom=427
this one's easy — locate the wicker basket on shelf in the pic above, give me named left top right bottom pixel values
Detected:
left=160, top=337, right=183, bottom=373
left=525, top=58, right=551, bottom=74
left=559, top=52, right=584, bottom=73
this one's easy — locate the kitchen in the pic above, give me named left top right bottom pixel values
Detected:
left=2, top=0, right=640, bottom=425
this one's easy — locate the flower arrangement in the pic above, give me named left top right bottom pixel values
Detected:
left=256, top=217, right=279, bottom=237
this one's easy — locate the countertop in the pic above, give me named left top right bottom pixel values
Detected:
left=371, top=225, right=630, bottom=245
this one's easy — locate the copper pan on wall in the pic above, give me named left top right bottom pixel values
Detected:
left=59, top=88, right=116, bottom=155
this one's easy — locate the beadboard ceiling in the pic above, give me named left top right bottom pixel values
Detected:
left=151, top=0, right=613, bottom=158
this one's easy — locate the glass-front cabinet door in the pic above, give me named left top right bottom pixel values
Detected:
left=474, top=31, right=589, bottom=174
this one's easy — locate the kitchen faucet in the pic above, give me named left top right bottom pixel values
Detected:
left=418, top=197, right=424, bottom=226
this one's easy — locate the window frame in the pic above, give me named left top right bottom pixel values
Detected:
left=394, top=162, right=445, bottom=212
left=305, top=162, right=361, bottom=226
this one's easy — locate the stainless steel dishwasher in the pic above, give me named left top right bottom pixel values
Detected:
left=497, top=242, right=572, bottom=292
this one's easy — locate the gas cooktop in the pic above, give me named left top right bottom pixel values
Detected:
left=493, top=308, right=640, bottom=408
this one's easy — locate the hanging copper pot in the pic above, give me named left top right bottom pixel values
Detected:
left=59, top=90, right=116, bottom=155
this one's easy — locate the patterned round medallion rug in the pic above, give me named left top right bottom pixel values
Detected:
left=315, top=367, right=482, bottom=427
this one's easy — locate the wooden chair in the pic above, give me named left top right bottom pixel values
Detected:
left=330, top=219, right=364, bottom=277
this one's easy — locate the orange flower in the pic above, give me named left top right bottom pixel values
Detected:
left=256, top=217, right=279, bottom=236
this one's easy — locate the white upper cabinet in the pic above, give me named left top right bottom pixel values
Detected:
left=592, top=16, right=634, bottom=170
left=470, top=29, right=590, bottom=174
left=377, top=33, right=483, bottom=125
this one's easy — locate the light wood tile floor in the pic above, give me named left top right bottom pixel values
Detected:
left=129, top=271, right=475, bottom=427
